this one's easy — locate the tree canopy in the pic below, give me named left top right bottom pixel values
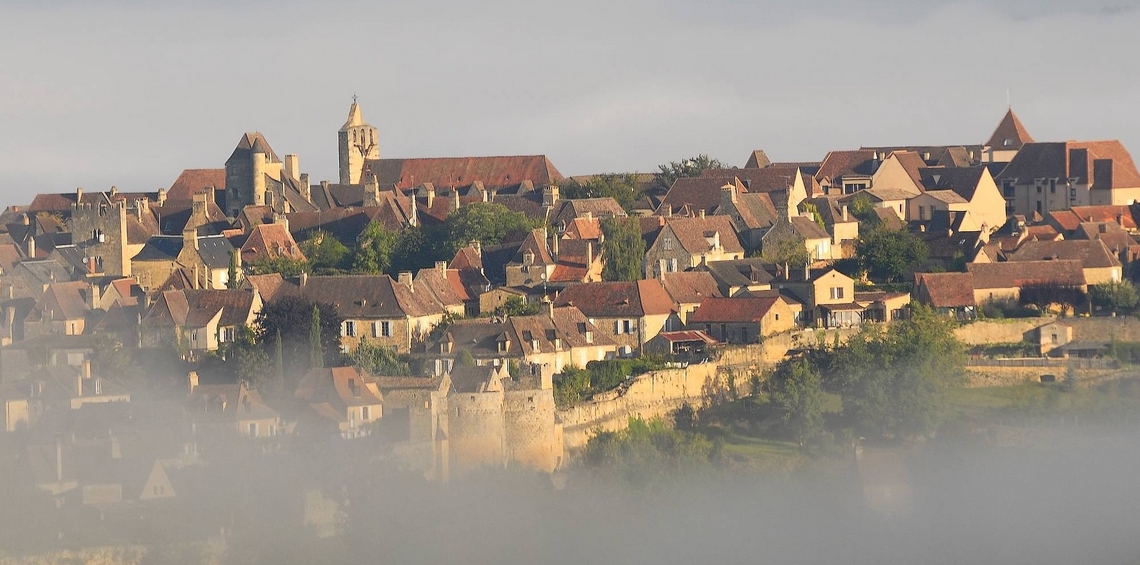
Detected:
left=601, top=217, right=645, bottom=282
left=1089, top=280, right=1137, bottom=314
left=855, top=227, right=928, bottom=283
left=760, top=236, right=811, bottom=268
left=255, top=296, right=343, bottom=385
left=559, top=173, right=639, bottom=211
left=771, top=357, right=825, bottom=444
left=301, top=230, right=351, bottom=273
left=653, top=154, right=725, bottom=191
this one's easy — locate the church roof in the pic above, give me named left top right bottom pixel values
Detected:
left=364, top=156, right=563, bottom=191
left=341, top=102, right=367, bottom=131
left=986, top=108, right=1034, bottom=150
left=226, top=132, right=280, bottom=164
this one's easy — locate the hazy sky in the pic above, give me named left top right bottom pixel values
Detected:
left=2, top=0, right=1139, bottom=201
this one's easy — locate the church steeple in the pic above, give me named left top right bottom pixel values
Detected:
left=338, top=98, right=379, bottom=185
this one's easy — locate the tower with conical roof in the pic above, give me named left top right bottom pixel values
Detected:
left=339, top=99, right=379, bottom=185
left=984, top=108, right=1034, bottom=163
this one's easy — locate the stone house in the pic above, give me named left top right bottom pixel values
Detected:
left=659, top=271, right=723, bottom=325
left=23, top=281, right=90, bottom=339
left=702, top=258, right=775, bottom=297
left=238, top=221, right=305, bottom=266
left=911, top=166, right=1006, bottom=231
left=913, top=272, right=976, bottom=320
left=553, top=280, right=677, bottom=354
left=965, top=259, right=1087, bottom=304
left=1006, top=239, right=1122, bottom=285
left=983, top=108, right=1035, bottom=164
left=688, top=296, right=801, bottom=343
left=131, top=228, right=236, bottom=292
left=996, top=140, right=1140, bottom=215
left=644, top=215, right=744, bottom=278
left=772, top=266, right=860, bottom=328
left=295, top=366, right=384, bottom=439
left=186, top=372, right=281, bottom=440
left=139, top=289, right=261, bottom=355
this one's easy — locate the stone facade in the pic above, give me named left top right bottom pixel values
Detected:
left=70, top=201, right=129, bottom=276
left=338, top=102, right=379, bottom=185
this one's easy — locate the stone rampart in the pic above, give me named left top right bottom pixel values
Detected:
left=557, top=362, right=719, bottom=451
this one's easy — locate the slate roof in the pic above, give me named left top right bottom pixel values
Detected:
left=182, top=289, right=257, bottom=328
left=365, top=156, right=563, bottom=191
left=448, top=366, right=503, bottom=394
left=551, top=198, right=626, bottom=227
left=689, top=296, right=782, bottom=323
left=553, top=280, right=675, bottom=317
left=132, top=236, right=183, bottom=262
left=703, top=258, right=776, bottom=291
left=194, top=236, right=236, bottom=269
left=919, top=166, right=988, bottom=200
left=701, top=166, right=801, bottom=193
left=226, top=132, right=280, bottom=164
left=816, top=150, right=877, bottom=183
left=790, top=216, right=831, bottom=240
left=1072, top=222, right=1135, bottom=252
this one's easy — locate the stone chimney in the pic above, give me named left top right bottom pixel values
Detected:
left=699, top=209, right=706, bottom=220
left=157, top=188, right=167, bottom=207
left=543, top=185, right=559, bottom=208
left=551, top=231, right=559, bottom=259
left=586, top=241, right=592, bottom=267
left=300, top=174, right=311, bottom=201
left=842, top=205, right=849, bottom=222
left=453, top=189, right=461, bottom=212
left=365, top=175, right=380, bottom=207
left=436, top=261, right=448, bottom=277
left=803, top=262, right=810, bottom=281
left=188, top=371, right=199, bottom=393
left=425, top=184, right=436, bottom=209
left=284, top=154, right=300, bottom=180
left=300, top=271, right=309, bottom=288
left=470, top=240, right=482, bottom=257
left=76, top=187, right=83, bottom=203
left=398, top=271, right=413, bottom=289
left=273, top=213, right=289, bottom=232
left=183, top=225, right=198, bottom=251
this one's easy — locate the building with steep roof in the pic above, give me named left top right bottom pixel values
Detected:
left=688, top=295, right=801, bottom=342
left=913, top=272, right=976, bottom=320
left=984, top=108, right=1035, bottom=163
left=186, top=373, right=280, bottom=439
left=295, top=366, right=383, bottom=439
left=908, top=165, right=1006, bottom=230
left=643, top=215, right=744, bottom=278
left=552, top=279, right=677, bottom=353
left=225, top=132, right=316, bottom=217
left=1006, top=239, right=1122, bottom=284
left=659, top=271, right=723, bottom=324
left=966, top=259, right=1086, bottom=304
left=996, top=140, right=1140, bottom=215
left=339, top=101, right=380, bottom=185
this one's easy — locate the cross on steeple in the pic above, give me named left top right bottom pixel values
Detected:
left=353, top=93, right=357, bottom=104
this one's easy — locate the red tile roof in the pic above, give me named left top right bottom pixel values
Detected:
left=997, top=141, right=1140, bottom=190
left=366, top=156, right=563, bottom=191
left=166, top=169, right=226, bottom=201
left=240, top=223, right=305, bottom=264
left=1007, top=239, right=1121, bottom=269
left=914, top=272, right=975, bottom=308
left=553, top=280, right=675, bottom=317
left=660, top=271, right=722, bottom=305
left=689, top=296, right=781, bottom=323
left=985, top=108, right=1034, bottom=150
left=966, top=260, right=1085, bottom=290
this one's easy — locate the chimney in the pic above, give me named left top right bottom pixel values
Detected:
left=803, top=262, right=810, bottom=281
left=183, top=226, right=198, bottom=251
left=273, top=213, right=289, bottom=232
left=188, top=371, right=199, bottom=393
left=1117, top=213, right=1125, bottom=227
left=157, top=188, right=167, bottom=207
left=546, top=299, right=554, bottom=318
left=398, top=271, right=413, bottom=289
left=551, top=231, right=559, bottom=259
left=471, top=240, right=482, bottom=256
left=425, top=184, right=436, bottom=209
left=300, top=174, right=311, bottom=201
left=300, top=270, right=309, bottom=288
left=76, top=369, right=84, bottom=398
left=720, top=183, right=737, bottom=209
left=110, top=185, right=119, bottom=197
left=919, top=224, right=926, bottom=232
left=842, top=205, right=849, bottom=222
left=436, top=261, right=447, bottom=276
left=453, top=188, right=461, bottom=212
left=699, top=209, right=706, bottom=219
left=586, top=241, right=592, bottom=267
left=543, top=185, right=559, bottom=208
left=284, top=154, right=300, bottom=180
left=76, top=187, right=83, bottom=203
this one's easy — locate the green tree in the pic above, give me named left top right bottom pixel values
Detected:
left=350, top=337, right=411, bottom=376
left=249, top=255, right=309, bottom=277
left=301, top=230, right=351, bottom=272
left=227, top=250, right=241, bottom=289
left=1089, top=280, right=1139, bottom=314
left=233, top=326, right=272, bottom=390
left=492, top=295, right=539, bottom=318
left=760, top=236, right=812, bottom=267
left=1019, top=282, right=1086, bottom=315
left=559, top=173, right=639, bottom=210
left=310, top=305, right=323, bottom=370
left=352, top=222, right=401, bottom=274
left=455, top=349, right=476, bottom=368
left=601, top=217, right=646, bottom=281
left=653, top=154, right=725, bottom=191
left=441, top=203, right=537, bottom=259
left=833, top=304, right=964, bottom=438
left=255, top=296, right=341, bottom=385
left=772, top=357, right=824, bottom=444
left=855, top=228, right=928, bottom=283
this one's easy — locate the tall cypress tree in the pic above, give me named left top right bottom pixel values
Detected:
left=310, top=305, right=323, bottom=369
left=274, top=329, right=285, bottom=393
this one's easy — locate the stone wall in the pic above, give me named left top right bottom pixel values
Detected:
left=503, top=389, right=563, bottom=472
left=965, top=366, right=1136, bottom=388
left=557, top=362, right=719, bottom=451
left=955, top=317, right=1140, bottom=346
left=717, top=327, right=860, bottom=368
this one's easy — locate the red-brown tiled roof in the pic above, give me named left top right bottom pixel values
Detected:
left=553, top=280, right=675, bottom=317
left=1069, top=205, right=1136, bottom=230
left=689, top=296, right=781, bottom=323
left=986, top=108, right=1034, bottom=150
left=166, top=169, right=226, bottom=201
left=967, top=260, right=1086, bottom=290
left=241, top=223, right=305, bottom=264
left=914, top=272, right=975, bottom=308
left=366, top=156, right=563, bottom=191
left=660, top=271, right=722, bottom=305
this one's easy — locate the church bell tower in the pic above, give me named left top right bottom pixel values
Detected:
left=338, top=98, right=380, bottom=185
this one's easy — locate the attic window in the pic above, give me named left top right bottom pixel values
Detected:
left=1004, top=139, right=1013, bottom=147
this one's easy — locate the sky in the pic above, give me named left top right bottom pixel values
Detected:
left=2, top=0, right=1139, bottom=201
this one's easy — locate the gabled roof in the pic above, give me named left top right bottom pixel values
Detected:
left=816, top=150, right=877, bottom=183
left=997, top=141, right=1140, bottom=190
left=194, top=236, right=236, bottom=270
left=744, top=150, right=771, bottom=169
left=1072, top=222, right=1135, bottom=252
left=240, top=223, right=305, bottom=264
left=701, top=166, right=800, bottom=193
left=1007, top=239, right=1121, bottom=269
left=296, top=366, right=383, bottom=409
left=1068, top=205, right=1137, bottom=230
left=553, top=280, right=675, bottom=318
left=656, top=177, right=746, bottom=216
left=365, top=156, right=563, bottom=191
left=661, top=216, right=744, bottom=255
left=967, top=260, right=1086, bottom=289
left=689, top=296, right=783, bottom=323
left=703, top=258, right=776, bottom=291
left=182, top=289, right=257, bottom=328
left=659, top=271, right=722, bottom=305
left=919, top=166, right=989, bottom=201
left=27, top=281, right=90, bottom=322
left=551, top=198, right=626, bottom=227
left=165, top=169, right=226, bottom=201
left=790, top=216, right=831, bottom=241
left=985, top=108, right=1034, bottom=150
left=132, top=236, right=183, bottom=262
left=914, top=272, right=975, bottom=308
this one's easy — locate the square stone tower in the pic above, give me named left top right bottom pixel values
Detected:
left=338, top=100, right=379, bottom=185
left=70, top=199, right=130, bottom=276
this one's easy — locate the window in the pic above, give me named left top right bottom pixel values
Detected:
left=381, top=321, right=391, bottom=337
left=220, top=327, right=235, bottom=343
left=343, top=321, right=357, bottom=337
left=1049, top=179, right=1056, bottom=194
left=623, top=320, right=633, bottom=334
left=1070, top=188, right=1077, bottom=199
left=1036, top=201, right=1042, bottom=213
left=662, top=237, right=672, bottom=251
left=248, top=422, right=257, bottom=437
left=918, top=206, right=926, bottom=221
left=1003, top=181, right=1015, bottom=198
left=1036, top=184, right=1042, bottom=194
left=362, top=406, right=370, bottom=420
left=668, top=258, right=678, bottom=273
left=830, top=287, right=845, bottom=300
